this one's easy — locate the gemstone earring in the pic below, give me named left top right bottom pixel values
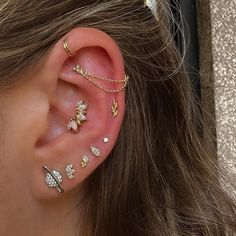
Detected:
left=90, top=146, right=101, bottom=157
left=67, top=100, right=88, bottom=132
left=65, top=164, right=76, bottom=179
left=81, top=155, right=89, bottom=168
left=42, top=166, right=64, bottom=193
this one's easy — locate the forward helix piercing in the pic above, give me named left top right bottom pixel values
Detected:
left=67, top=100, right=88, bottom=132
left=42, top=166, right=64, bottom=193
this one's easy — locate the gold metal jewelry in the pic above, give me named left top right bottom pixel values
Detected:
left=63, top=38, right=76, bottom=57
left=81, top=155, right=89, bottom=168
left=67, top=100, right=88, bottom=132
left=111, top=99, right=118, bottom=117
left=73, top=64, right=129, bottom=93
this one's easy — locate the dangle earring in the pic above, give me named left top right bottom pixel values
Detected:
left=42, top=166, right=64, bottom=193
left=67, top=100, right=88, bottom=132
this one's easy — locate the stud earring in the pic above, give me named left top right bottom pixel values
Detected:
left=42, top=166, right=64, bottom=193
left=65, top=164, right=76, bottom=179
left=111, top=99, right=118, bottom=117
left=67, top=100, right=88, bottom=132
left=90, top=146, right=101, bottom=157
left=81, top=155, right=89, bottom=168
left=103, top=137, right=109, bottom=143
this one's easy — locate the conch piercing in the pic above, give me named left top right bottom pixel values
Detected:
left=65, top=164, right=76, bottom=179
left=81, top=155, right=89, bottom=168
left=73, top=64, right=129, bottom=93
left=90, top=146, right=101, bottom=157
left=67, top=100, right=88, bottom=132
left=42, top=166, right=64, bottom=193
left=63, top=38, right=76, bottom=57
left=111, top=99, right=118, bottom=117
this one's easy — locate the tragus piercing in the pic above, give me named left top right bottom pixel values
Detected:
left=65, top=164, right=76, bottom=179
left=111, top=99, right=118, bottom=117
left=81, top=155, right=89, bottom=168
left=42, top=166, right=64, bottom=193
left=67, top=100, right=88, bottom=132
left=63, top=38, right=76, bottom=57
left=90, top=146, right=101, bottom=157
left=73, top=64, right=129, bottom=93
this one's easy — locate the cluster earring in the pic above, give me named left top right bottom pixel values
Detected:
left=65, top=164, right=76, bottom=179
left=81, top=155, right=89, bottom=168
left=90, top=146, right=101, bottom=157
left=67, top=100, right=88, bottom=132
left=42, top=166, right=64, bottom=193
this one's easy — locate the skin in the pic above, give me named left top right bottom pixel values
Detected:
left=0, top=28, right=125, bottom=236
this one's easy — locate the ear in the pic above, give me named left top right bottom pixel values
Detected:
left=32, top=28, right=126, bottom=199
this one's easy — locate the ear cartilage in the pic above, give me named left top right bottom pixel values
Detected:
left=65, top=164, right=76, bottom=179
left=103, top=137, right=109, bottom=143
left=73, top=64, right=129, bottom=93
left=42, top=166, right=64, bottom=193
left=81, top=155, right=89, bottom=168
left=90, top=146, right=101, bottom=157
left=67, top=100, right=88, bottom=133
left=111, top=99, right=118, bottom=117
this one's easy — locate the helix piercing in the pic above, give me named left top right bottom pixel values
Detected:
left=65, top=164, right=76, bottom=179
left=42, top=166, right=64, bottom=193
left=103, top=137, right=109, bottom=143
left=67, top=100, right=88, bottom=132
left=111, top=99, right=118, bottom=117
left=63, top=38, right=76, bottom=57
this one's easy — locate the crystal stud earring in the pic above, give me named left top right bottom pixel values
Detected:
left=90, top=146, right=101, bottom=157
left=65, top=164, right=76, bottom=179
left=42, top=166, right=64, bottom=193
left=81, top=155, right=89, bottom=168
left=103, top=137, right=109, bottom=143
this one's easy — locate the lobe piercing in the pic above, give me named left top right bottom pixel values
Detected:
left=103, top=137, right=109, bottom=143
left=67, top=100, right=88, bottom=132
left=90, top=146, right=101, bottom=157
left=65, top=164, right=76, bottom=179
left=81, top=155, right=89, bottom=168
left=42, top=166, right=64, bottom=193
left=63, top=38, right=76, bottom=57
left=111, top=99, right=118, bottom=117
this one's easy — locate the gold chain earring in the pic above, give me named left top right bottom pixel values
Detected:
left=73, top=64, right=129, bottom=93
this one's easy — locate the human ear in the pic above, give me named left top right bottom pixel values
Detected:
left=31, top=28, right=127, bottom=199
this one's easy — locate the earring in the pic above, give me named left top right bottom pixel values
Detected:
left=103, top=137, right=109, bottom=143
left=73, top=64, right=129, bottom=93
left=65, top=164, right=76, bottom=179
left=42, top=166, right=64, bottom=193
left=63, top=38, right=76, bottom=57
left=90, top=146, right=101, bottom=157
left=111, top=99, right=118, bottom=117
left=67, top=100, right=88, bottom=132
left=81, top=155, right=89, bottom=168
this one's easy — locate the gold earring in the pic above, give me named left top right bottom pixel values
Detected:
left=63, top=38, right=76, bottom=57
left=73, top=64, right=129, bottom=93
left=67, top=100, right=88, bottom=132
left=111, top=99, right=118, bottom=117
left=81, top=155, right=89, bottom=168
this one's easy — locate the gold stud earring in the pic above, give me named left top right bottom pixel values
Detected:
left=67, top=100, right=88, bottom=132
left=111, top=99, right=118, bottom=117
left=81, top=155, right=89, bottom=168
left=63, top=38, right=76, bottom=57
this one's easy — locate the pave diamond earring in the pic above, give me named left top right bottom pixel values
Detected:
left=42, top=166, right=64, bottom=193
left=81, top=155, right=89, bottom=168
left=90, top=146, right=101, bottom=157
left=65, top=164, right=76, bottom=179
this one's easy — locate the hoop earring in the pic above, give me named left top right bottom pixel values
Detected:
left=63, top=38, right=76, bottom=57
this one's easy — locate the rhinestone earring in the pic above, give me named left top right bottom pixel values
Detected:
left=65, top=164, right=76, bottom=179
left=42, top=166, right=64, bottom=193
left=67, top=100, right=88, bottom=132
left=90, top=146, right=101, bottom=157
left=81, top=155, right=89, bottom=168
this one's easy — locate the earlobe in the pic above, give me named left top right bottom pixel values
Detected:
left=32, top=27, right=128, bottom=199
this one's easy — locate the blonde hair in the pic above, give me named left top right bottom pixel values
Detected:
left=0, top=0, right=235, bottom=235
